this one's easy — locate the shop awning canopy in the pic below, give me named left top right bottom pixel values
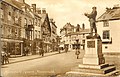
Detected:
left=1, top=38, right=23, bottom=43
left=59, top=45, right=64, bottom=47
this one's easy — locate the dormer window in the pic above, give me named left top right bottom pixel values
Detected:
left=103, top=20, right=109, bottom=27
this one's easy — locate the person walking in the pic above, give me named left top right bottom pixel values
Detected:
left=1, top=50, right=5, bottom=65
left=4, top=52, right=9, bottom=64
left=75, top=47, right=80, bottom=59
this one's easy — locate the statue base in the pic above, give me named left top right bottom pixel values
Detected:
left=66, top=35, right=118, bottom=76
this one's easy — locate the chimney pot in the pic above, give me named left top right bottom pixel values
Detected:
left=37, top=8, right=41, bottom=14
left=32, top=4, right=36, bottom=13
left=42, top=8, right=46, bottom=14
left=82, top=23, right=85, bottom=30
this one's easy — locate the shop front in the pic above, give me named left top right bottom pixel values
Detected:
left=1, top=38, right=23, bottom=56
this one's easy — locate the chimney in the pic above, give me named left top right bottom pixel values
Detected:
left=50, top=18, right=53, bottom=23
left=42, top=8, right=46, bottom=14
left=32, top=4, right=36, bottom=13
left=113, top=4, right=119, bottom=9
left=82, top=23, right=85, bottom=30
left=37, top=8, right=41, bottom=14
left=17, top=0, right=25, bottom=3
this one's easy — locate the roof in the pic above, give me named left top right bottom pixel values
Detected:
left=40, top=13, right=51, bottom=33
left=2, top=0, right=23, bottom=10
left=97, top=7, right=120, bottom=22
left=63, top=23, right=74, bottom=29
left=66, top=29, right=90, bottom=36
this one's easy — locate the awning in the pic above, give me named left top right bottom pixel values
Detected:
left=59, top=45, right=64, bottom=47
left=1, top=38, right=23, bottom=43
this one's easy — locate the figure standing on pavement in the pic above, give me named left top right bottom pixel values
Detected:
left=65, top=46, right=68, bottom=53
left=1, top=48, right=9, bottom=64
left=84, top=6, right=97, bottom=36
left=25, top=46, right=29, bottom=56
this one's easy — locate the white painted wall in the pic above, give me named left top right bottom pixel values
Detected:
left=97, top=20, right=120, bottom=53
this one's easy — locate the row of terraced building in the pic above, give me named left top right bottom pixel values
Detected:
left=0, top=0, right=59, bottom=56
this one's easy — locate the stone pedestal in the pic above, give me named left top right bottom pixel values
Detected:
left=83, top=38, right=105, bottom=65
left=66, top=38, right=118, bottom=76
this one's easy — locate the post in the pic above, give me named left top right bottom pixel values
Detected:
left=0, top=1, right=2, bottom=76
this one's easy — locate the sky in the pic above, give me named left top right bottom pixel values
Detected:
left=25, top=0, right=120, bottom=35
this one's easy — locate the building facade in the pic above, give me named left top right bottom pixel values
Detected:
left=50, top=18, right=58, bottom=51
left=40, top=9, right=52, bottom=53
left=1, top=0, right=58, bottom=56
left=60, top=23, right=90, bottom=51
left=1, top=0, right=24, bottom=55
left=97, top=6, right=120, bottom=54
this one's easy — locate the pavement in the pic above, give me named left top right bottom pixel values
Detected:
left=4, top=51, right=63, bottom=65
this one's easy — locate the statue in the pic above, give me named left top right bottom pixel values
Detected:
left=84, top=7, right=98, bottom=38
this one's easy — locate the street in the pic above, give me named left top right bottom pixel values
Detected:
left=1, top=51, right=84, bottom=77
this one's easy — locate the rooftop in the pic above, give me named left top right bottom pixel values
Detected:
left=97, top=6, right=120, bottom=21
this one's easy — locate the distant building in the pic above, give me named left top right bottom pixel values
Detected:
left=50, top=18, right=58, bottom=51
left=97, top=6, right=120, bottom=54
left=60, top=23, right=90, bottom=51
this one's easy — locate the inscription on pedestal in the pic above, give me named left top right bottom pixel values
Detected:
left=87, top=41, right=95, bottom=48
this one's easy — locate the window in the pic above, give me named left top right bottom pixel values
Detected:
left=103, top=21, right=109, bottom=27
left=0, top=9, right=4, bottom=19
left=8, top=12, right=12, bottom=20
left=103, top=30, right=110, bottom=39
left=82, top=40, right=85, bottom=44
left=38, top=31, right=40, bottom=38
left=83, top=34, right=85, bottom=38
left=35, top=30, right=37, bottom=38
left=24, top=18, right=27, bottom=26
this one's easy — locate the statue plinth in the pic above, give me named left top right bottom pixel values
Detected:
left=66, top=34, right=118, bottom=76
left=83, top=38, right=105, bottom=65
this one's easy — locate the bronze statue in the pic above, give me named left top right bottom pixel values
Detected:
left=84, top=7, right=97, bottom=36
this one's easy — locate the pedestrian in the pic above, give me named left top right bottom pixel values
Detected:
left=38, top=47, right=42, bottom=55
left=26, top=46, right=29, bottom=56
left=1, top=50, right=5, bottom=65
left=4, top=52, right=9, bottom=64
left=75, top=45, right=80, bottom=59
left=65, top=46, right=68, bottom=53
left=41, top=48, right=44, bottom=56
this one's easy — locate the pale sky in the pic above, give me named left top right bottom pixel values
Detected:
left=25, top=0, right=120, bottom=35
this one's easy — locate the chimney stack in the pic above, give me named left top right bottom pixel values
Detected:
left=37, top=8, right=41, bottom=14
left=42, top=8, right=46, bottom=14
left=82, top=23, right=85, bottom=30
left=50, top=18, right=53, bottom=23
left=32, top=4, right=36, bottom=13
